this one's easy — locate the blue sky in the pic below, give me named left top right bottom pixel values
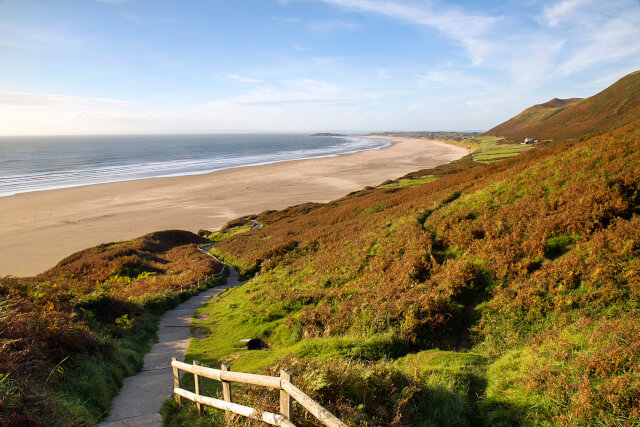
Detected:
left=0, top=0, right=639, bottom=135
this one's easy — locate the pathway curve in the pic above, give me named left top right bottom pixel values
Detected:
left=99, top=268, right=245, bottom=426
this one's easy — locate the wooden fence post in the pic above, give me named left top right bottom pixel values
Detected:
left=221, top=362, right=232, bottom=402
left=172, top=357, right=181, bottom=405
left=193, top=360, right=203, bottom=416
left=169, top=360, right=346, bottom=426
left=280, top=369, right=292, bottom=421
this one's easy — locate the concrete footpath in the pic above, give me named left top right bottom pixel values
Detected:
left=99, top=269, right=244, bottom=426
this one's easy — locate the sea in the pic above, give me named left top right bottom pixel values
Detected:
left=0, top=133, right=389, bottom=198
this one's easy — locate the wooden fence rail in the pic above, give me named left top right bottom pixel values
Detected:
left=159, top=243, right=228, bottom=296
left=171, top=358, right=346, bottom=427
left=162, top=268, right=225, bottom=296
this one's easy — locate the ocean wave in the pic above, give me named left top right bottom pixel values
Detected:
left=0, top=136, right=389, bottom=197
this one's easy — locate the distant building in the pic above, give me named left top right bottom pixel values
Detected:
left=523, top=137, right=535, bottom=144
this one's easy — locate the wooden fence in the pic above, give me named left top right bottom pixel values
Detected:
left=171, top=358, right=346, bottom=427
left=160, top=244, right=228, bottom=296
left=164, top=270, right=224, bottom=295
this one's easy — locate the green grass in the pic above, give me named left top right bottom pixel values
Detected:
left=470, top=136, right=530, bottom=163
left=394, top=350, right=489, bottom=424
left=93, top=240, right=127, bottom=252
left=187, top=279, right=292, bottom=370
left=161, top=399, right=228, bottom=426
left=54, top=311, right=161, bottom=422
left=171, top=274, right=531, bottom=426
left=177, top=288, right=533, bottom=427
left=207, top=246, right=257, bottom=278
left=207, top=224, right=253, bottom=242
left=481, top=348, right=547, bottom=426
left=380, top=176, right=439, bottom=189
left=545, top=233, right=581, bottom=258
left=357, top=202, right=388, bottom=216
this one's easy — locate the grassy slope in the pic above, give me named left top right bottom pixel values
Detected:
left=0, top=230, right=223, bottom=425
left=485, top=70, right=640, bottom=142
left=167, top=120, right=640, bottom=426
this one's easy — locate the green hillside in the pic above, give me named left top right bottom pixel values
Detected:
left=504, top=97, right=583, bottom=125
left=485, top=70, right=640, bottom=142
left=166, top=119, right=640, bottom=425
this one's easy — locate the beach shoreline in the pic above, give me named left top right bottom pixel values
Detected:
left=0, top=134, right=391, bottom=199
left=0, top=136, right=468, bottom=276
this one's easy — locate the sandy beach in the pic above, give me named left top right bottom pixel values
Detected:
left=0, top=136, right=468, bottom=276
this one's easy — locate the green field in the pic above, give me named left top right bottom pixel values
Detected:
left=380, top=175, right=439, bottom=188
left=470, top=136, right=530, bottom=163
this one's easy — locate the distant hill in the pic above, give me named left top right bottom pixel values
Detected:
left=485, top=70, right=640, bottom=141
left=371, top=131, right=481, bottom=140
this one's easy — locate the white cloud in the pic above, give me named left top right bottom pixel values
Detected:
left=319, top=0, right=500, bottom=65
left=210, top=78, right=356, bottom=106
left=579, top=67, right=640, bottom=90
left=465, top=95, right=514, bottom=109
left=311, top=56, right=338, bottom=65
left=317, top=0, right=639, bottom=88
left=375, top=68, right=390, bottom=79
left=112, top=78, right=356, bottom=132
left=556, top=18, right=640, bottom=76
left=225, top=73, right=265, bottom=84
left=0, top=92, right=144, bottom=135
left=308, top=19, right=360, bottom=32
left=538, top=0, right=640, bottom=76
left=120, top=13, right=143, bottom=24
left=0, top=92, right=136, bottom=107
left=0, top=81, right=362, bottom=135
left=2, top=0, right=638, bottom=135
left=118, top=13, right=180, bottom=24
left=542, top=0, right=590, bottom=27
left=416, top=66, right=500, bottom=93
left=269, top=17, right=302, bottom=23
left=418, top=70, right=465, bottom=86
left=0, top=22, right=79, bottom=50
left=290, top=42, right=311, bottom=51
left=498, top=36, right=566, bottom=88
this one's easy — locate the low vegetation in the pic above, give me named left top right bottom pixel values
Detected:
left=168, top=114, right=640, bottom=424
left=0, top=230, right=223, bottom=425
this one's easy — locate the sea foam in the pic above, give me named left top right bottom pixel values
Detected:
left=0, top=134, right=388, bottom=197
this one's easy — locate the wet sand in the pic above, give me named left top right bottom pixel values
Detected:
left=0, top=136, right=468, bottom=276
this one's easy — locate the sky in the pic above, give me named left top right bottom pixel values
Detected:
left=0, top=0, right=639, bottom=135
